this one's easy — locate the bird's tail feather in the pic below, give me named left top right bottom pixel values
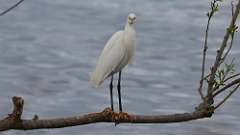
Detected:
left=90, top=70, right=103, bottom=88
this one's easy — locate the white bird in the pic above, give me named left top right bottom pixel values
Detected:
left=90, top=13, right=136, bottom=112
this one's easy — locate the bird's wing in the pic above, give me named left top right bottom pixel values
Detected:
left=102, top=41, right=126, bottom=79
left=98, top=31, right=124, bottom=61
left=90, top=31, right=126, bottom=87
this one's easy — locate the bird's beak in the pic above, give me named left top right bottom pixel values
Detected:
left=129, top=20, right=134, bottom=24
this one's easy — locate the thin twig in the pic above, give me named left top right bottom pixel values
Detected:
left=232, top=1, right=235, bottom=16
left=213, top=78, right=240, bottom=97
left=207, top=0, right=240, bottom=102
left=198, top=1, right=216, bottom=100
left=214, top=83, right=240, bottom=109
left=221, top=2, right=236, bottom=63
left=217, top=58, right=235, bottom=87
left=212, top=73, right=240, bottom=93
left=204, top=74, right=211, bottom=80
left=0, top=0, right=25, bottom=16
left=224, top=73, right=240, bottom=82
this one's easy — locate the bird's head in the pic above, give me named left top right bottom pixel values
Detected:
left=127, top=13, right=136, bottom=25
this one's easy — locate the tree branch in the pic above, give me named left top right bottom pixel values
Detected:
left=0, top=97, right=213, bottom=131
left=213, top=78, right=240, bottom=97
left=198, top=9, right=212, bottom=100
left=207, top=0, right=240, bottom=103
left=221, top=2, right=237, bottom=64
left=224, top=73, right=240, bottom=82
left=214, top=83, right=240, bottom=109
left=0, top=0, right=25, bottom=16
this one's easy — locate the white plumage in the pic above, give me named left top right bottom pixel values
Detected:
left=90, top=13, right=136, bottom=87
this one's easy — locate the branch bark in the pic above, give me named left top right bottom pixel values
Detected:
left=0, top=0, right=25, bottom=16
left=207, top=0, right=240, bottom=103
left=224, top=73, right=240, bottom=82
left=198, top=10, right=212, bottom=100
left=214, top=83, right=240, bottom=109
left=221, top=2, right=237, bottom=63
left=0, top=97, right=213, bottom=131
left=213, top=78, right=240, bottom=97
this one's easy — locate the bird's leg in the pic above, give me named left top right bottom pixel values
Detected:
left=109, top=75, right=114, bottom=112
left=117, top=71, right=123, bottom=112
left=115, top=71, right=130, bottom=125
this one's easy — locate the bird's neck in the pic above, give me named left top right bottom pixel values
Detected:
left=123, top=22, right=136, bottom=64
left=124, top=23, right=135, bottom=40
left=124, top=22, right=134, bottom=32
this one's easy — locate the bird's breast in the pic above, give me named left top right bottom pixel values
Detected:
left=123, top=29, right=136, bottom=63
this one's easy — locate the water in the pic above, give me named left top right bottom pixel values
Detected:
left=0, top=0, right=240, bottom=134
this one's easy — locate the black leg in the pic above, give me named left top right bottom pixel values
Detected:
left=109, top=75, right=114, bottom=111
left=117, top=71, right=122, bottom=112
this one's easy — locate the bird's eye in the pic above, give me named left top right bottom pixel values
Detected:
left=129, top=16, right=136, bottom=20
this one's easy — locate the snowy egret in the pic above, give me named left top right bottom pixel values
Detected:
left=90, top=13, right=136, bottom=112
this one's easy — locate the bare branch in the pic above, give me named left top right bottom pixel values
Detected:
left=214, top=83, right=240, bottom=109
left=198, top=0, right=222, bottom=101
left=207, top=0, right=240, bottom=103
left=0, top=97, right=213, bottom=131
left=213, top=78, right=240, bottom=97
left=232, top=1, right=235, bottom=16
left=224, top=73, right=240, bottom=82
left=198, top=12, right=211, bottom=100
left=0, top=0, right=25, bottom=16
left=221, top=2, right=237, bottom=63
left=211, top=73, right=240, bottom=93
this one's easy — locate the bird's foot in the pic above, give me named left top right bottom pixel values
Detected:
left=119, top=112, right=130, bottom=120
left=102, top=108, right=131, bottom=125
left=113, top=111, right=130, bottom=125
left=102, top=107, right=114, bottom=117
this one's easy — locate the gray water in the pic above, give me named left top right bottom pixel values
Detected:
left=0, top=0, right=240, bottom=134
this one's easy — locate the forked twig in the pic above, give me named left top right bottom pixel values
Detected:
left=213, top=78, right=240, bottom=97
left=221, top=2, right=237, bottom=63
left=224, top=73, right=240, bottom=82
left=198, top=0, right=219, bottom=100
left=207, top=0, right=240, bottom=103
left=214, top=83, right=240, bottom=109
